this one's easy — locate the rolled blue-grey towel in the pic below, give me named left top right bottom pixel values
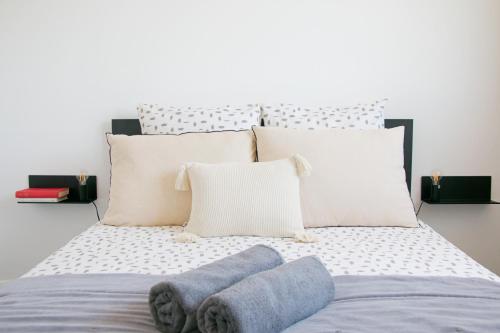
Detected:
left=197, top=256, right=335, bottom=333
left=149, top=245, right=284, bottom=333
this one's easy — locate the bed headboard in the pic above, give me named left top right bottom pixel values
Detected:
left=111, top=118, right=414, bottom=191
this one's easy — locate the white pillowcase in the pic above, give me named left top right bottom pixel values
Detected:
left=176, top=156, right=311, bottom=238
left=102, top=131, right=256, bottom=226
left=137, top=104, right=261, bottom=135
left=261, top=100, right=386, bottom=130
left=253, top=126, right=418, bottom=228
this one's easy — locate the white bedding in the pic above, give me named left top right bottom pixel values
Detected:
left=24, top=221, right=499, bottom=281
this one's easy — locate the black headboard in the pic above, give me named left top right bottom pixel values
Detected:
left=384, top=119, right=413, bottom=192
left=111, top=118, right=413, bottom=191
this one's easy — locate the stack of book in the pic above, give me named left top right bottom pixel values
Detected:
left=15, top=188, right=70, bottom=202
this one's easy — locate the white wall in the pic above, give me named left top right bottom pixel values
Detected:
left=1, top=0, right=499, bottom=281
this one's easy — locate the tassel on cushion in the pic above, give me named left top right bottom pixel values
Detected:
left=175, top=232, right=199, bottom=243
left=294, top=231, right=318, bottom=243
left=293, top=154, right=312, bottom=177
left=175, top=164, right=191, bottom=191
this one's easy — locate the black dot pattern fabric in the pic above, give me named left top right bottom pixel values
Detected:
left=138, top=104, right=261, bottom=135
left=262, top=100, right=386, bottom=129
left=25, top=223, right=498, bottom=282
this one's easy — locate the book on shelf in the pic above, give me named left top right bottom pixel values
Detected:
left=17, top=196, right=68, bottom=203
left=15, top=188, right=69, bottom=199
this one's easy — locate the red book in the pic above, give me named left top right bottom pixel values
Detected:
left=15, top=188, right=70, bottom=199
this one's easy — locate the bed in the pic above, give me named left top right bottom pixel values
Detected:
left=2, top=117, right=500, bottom=333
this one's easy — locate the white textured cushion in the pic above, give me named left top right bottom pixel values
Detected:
left=178, top=156, right=309, bottom=237
left=254, top=126, right=418, bottom=227
left=103, top=131, right=255, bottom=226
left=261, top=100, right=386, bottom=130
left=137, top=104, right=261, bottom=134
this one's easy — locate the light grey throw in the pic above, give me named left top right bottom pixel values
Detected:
left=149, top=245, right=283, bottom=333
left=197, top=256, right=335, bottom=333
left=284, top=275, right=500, bottom=333
left=1, top=273, right=500, bottom=332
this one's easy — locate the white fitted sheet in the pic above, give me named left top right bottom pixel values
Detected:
left=24, top=221, right=499, bottom=281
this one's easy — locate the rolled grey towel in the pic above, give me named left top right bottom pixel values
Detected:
left=149, top=245, right=284, bottom=333
left=197, top=256, right=335, bottom=333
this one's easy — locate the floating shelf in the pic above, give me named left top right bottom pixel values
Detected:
left=422, top=199, right=499, bottom=205
left=17, top=175, right=97, bottom=204
left=421, top=176, right=497, bottom=205
left=18, top=199, right=96, bottom=204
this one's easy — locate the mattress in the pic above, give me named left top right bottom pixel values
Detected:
left=24, top=221, right=499, bottom=281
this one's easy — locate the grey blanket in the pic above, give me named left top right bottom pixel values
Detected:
left=197, top=256, right=335, bottom=333
left=0, top=273, right=164, bottom=332
left=1, top=273, right=500, bottom=332
left=284, top=275, right=500, bottom=333
left=149, top=245, right=283, bottom=333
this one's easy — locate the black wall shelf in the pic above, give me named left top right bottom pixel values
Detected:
left=18, top=175, right=97, bottom=204
left=421, top=176, right=498, bottom=205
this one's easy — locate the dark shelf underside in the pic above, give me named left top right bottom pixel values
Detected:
left=422, top=199, right=499, bottom=204
left=17, top=200, right=95, bottom=204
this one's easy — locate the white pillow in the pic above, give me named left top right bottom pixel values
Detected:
left=261, top=100, right=386, bottom=130
left=176, top=156, right=311, bottom=238
left=102, top=131, right=255, bottom=226
left=137, top=104, right=261, bottom=135
left=253, top=126, right=417, bottom=228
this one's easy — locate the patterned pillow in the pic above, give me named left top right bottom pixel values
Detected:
left=138, top=104, right=261, bottom=135
left=261, top=99, right=386, bottom=130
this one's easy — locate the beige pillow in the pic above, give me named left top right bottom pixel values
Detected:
left=253, top=126, right=418, bottom=227
left=176, top=156, right=311, bottom=238
left=103, top=131, right=256, bottom=226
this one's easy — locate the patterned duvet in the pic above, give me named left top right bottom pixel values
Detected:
left=24, top=221, right=498, bottom=281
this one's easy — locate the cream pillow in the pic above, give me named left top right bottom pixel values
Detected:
left=103, top=131, right=255, bottom=226
left=176, top=156, right=311, bottom=238
left=253, top=126, right=418, bottom=227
